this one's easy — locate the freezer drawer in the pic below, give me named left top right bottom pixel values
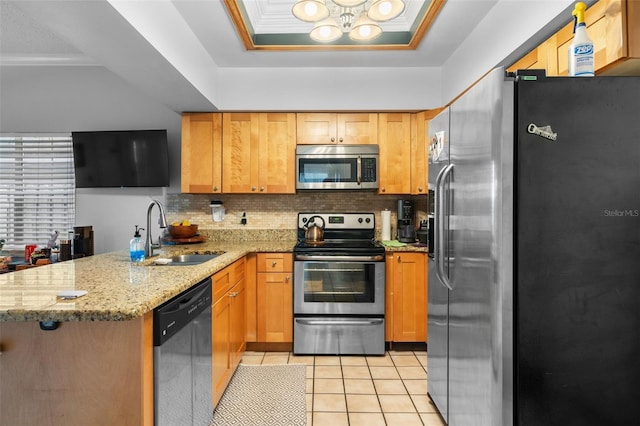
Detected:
left=293, top=317, right=385, bottom=355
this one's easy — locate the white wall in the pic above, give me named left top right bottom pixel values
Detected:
left=216, top=67, right=444, bottom=111
left=0, top=65, right=182, bottom=254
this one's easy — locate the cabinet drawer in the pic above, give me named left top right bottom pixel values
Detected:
left=256, top=253, right=292, bottom=273
left=213, top=267, right=232, bottom=302
left=213, top=258, right=246, bottom=301
left=231, top=257, right=246, bottom=284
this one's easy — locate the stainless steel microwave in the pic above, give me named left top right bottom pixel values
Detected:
left=295, top=144, right=379, bottom=190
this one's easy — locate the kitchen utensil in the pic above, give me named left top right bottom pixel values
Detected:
left=304, top=215, right=325, bottom=244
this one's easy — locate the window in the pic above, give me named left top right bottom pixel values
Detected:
left=0, top=135, right=75, bottom=250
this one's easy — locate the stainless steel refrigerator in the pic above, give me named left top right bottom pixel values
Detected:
left=427, top=67, right=640, bottom=426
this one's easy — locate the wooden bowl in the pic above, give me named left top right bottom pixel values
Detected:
left=168, top=224, right=198, bottom=238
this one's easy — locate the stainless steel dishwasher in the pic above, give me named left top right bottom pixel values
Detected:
left=154, top=277, right=212, bottom=426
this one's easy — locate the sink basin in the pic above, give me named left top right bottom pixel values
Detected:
left=154, top=253, right=222, bottom=266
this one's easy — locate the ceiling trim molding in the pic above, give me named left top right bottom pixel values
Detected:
left=223, top=0, right=446, bottom=51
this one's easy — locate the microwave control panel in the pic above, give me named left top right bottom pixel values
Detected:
left=361, top=158, right=377, bottom=182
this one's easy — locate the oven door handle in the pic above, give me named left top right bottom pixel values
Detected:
left=296, top=318, right=384, bottom=326
left=294, top=254, right=384, bottom=262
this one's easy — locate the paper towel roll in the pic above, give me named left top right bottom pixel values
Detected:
left=381, top=210, right=391, bottom=241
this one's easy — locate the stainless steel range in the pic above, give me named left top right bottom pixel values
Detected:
left=293, top=212, right=386, bottom=355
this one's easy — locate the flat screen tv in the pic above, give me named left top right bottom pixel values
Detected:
left=72, top=130, right=170, bottom=188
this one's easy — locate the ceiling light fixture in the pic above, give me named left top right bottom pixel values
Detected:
left=292, top=0, right=406, bottom=43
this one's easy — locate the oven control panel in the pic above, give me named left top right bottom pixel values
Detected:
left=298, top=212, right=375, bottom=230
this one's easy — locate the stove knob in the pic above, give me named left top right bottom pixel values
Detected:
left=358, top=217, right=363, bottom=223
left=365, top=218, right=371, bottom=223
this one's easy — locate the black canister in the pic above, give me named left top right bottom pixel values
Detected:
left=59, top=240, right=72, bottom=261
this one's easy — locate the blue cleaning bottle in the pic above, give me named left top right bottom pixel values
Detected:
left=130, top=225, right=145, bottom=262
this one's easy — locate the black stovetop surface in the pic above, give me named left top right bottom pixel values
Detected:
left=294, top=239, right=385, bottom=255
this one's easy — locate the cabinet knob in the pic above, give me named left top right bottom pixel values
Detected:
left=286, top=276, right=290, bottom=282
left=339, top=137, right=343, bottom=143
left=260, top=186, right=265, bottom=192
left=272, top=261, right=278, bottom=267
left=251, top=186, right=256, bottom=191
left=213, top=186, right=219, bottom=192
left=229, top=292, right=239, bottom=298
left=381, top=187, right=386, bottom=192
left=418, top=187, right=423, bottom=192
left=397, top=255, right=401, bottom=262
left=330, top=137, right=335, bottom=142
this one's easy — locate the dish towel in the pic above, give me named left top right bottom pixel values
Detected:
left=381, top=240, right=407, bottom=247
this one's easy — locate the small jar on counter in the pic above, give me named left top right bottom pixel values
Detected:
left=59, top=240, right=72, bottom=261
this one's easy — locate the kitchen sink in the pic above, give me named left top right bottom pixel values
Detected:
left=153, top=252, right=223, bottom=266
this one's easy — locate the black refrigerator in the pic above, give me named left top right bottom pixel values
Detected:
left=427, top=67, right=640, bottom=426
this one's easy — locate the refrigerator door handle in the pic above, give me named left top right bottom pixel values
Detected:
left=436, top=163, right=454, bottom=290
left=433, top=164, right=447, bottom=282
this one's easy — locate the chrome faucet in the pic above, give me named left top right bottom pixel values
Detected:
left=145, top=200, right=168, bottom=258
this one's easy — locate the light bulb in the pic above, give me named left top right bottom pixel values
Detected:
left=378, top=1, right=392, bottom=16
left=304, top=2, right=318, bottom=17
left=320, top=26, right=332, bottom=38
left=359, top=25, right=371, bottom=38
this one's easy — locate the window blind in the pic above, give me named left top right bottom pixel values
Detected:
left=0, top=135, right=75, bottom=250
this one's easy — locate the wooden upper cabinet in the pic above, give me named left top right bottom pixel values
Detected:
left=508, top=38, right=555, bottom=75
left=296, top=113, right=378, bottom=144
left=181, top=112, right=222, bottom=193
left=378, top=113, right=412, bottom=194
left=222, top=112, right=295, bottom=194
left=258, top=113, right=296, bottom=193
left=410, top=111, right=431, bottom=195
left=509, top=0, right=640, bottom=76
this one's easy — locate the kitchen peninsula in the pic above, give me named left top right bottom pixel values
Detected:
left=0, top=239, right=294, bottom=426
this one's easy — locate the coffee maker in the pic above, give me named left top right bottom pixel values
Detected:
left=397, top=200, right=416, bottom=243
left=73, top=225, right=94, bottom=258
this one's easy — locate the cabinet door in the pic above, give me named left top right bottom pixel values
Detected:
left=508, top=38, right=555, bottom=75
left=257, top=272, right=293, bottom=342
left=258, top=113, right=296, bottom=193
left=555, top=0, right=626, bottom=75
left=222, top=112, right=260, bottom=193
left=336, top=113, right=378, bottom=144
left=390, top=252, right=427, bottom=342
left=296, top=113, right=337, bottom=144
left=181, top=113, right=222, bottom=193
left=212, top=295, right=231, bottom=407
left=229, top=278, right=246, bottom=369
left=411, top=112, right=428, bottom=195
left=378, top=113, right=412, bottom=194
left=245, top=254, right=258, bottom=342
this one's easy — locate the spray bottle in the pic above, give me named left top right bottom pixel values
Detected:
left=130, top=225, right=145, bottom=262
left=568, top=1, right=594, bottom=77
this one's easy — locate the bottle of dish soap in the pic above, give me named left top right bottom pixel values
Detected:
left=130, top=225, right=145, bottom=262
left=568, top=1, right=594, bottom=77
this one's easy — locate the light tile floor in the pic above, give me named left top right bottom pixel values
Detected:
left=240, top=350, right=446, bottom=426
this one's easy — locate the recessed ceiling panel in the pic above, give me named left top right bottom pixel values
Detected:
left=224, top=0, right=445, bottom=50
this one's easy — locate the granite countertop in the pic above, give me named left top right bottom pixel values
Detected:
left=0, top=240, right=296, bottom=323
left=0, top=233, right=428, bottom=322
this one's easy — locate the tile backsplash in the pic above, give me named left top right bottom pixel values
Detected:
left=166, top=193, right=427, bottom=238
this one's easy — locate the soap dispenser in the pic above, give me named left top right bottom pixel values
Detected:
left=130, top=225, right=145, bottom=262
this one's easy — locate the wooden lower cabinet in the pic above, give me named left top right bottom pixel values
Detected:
left=212, top=257, right=246, bottom=407
left=256, top=253, right=293, bottom=343
left=385, top=252, right=428, bottom=343
left=0, top=313, right=154, bottom=426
